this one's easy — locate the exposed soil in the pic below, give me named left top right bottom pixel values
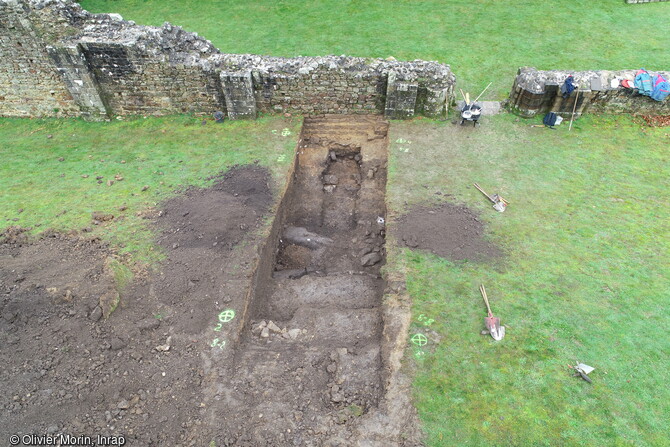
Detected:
left=0, top=122, right=421, bottom=447
left=0, top=166, right=273, bottom=445
left=205, top=115, right=392, bottom=446
left=396, top=202, right=501, bottom=261
left=641, top=114, right=670, bottom=127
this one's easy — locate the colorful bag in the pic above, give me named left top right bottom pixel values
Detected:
left=634, top=69, right=653, bottom=96
left=650, top=74, right=670, bottom=102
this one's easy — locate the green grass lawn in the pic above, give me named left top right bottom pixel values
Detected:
left=79, top=0, right=670, bottom=98
left=387, top=115, right=670, bottom=446
left=6, top=1, right=670, bottom=445
left=0, top=115, right=299, bottom=265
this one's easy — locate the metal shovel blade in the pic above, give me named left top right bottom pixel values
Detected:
left=490, top=325, right=505, bottom=341
left=576, top=363, right=594, bottom=375
left=485, top=315, right=505, bottom=340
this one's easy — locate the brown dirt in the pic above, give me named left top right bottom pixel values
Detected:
left=396, top=202, right=502, bottom=261
left=201, top=116, right=424, bottom=446
left=641, top=115, right=670, bottom=127
left=0, top=122, right=422, bottom=447
left=0, top=165, right=273, bottom=445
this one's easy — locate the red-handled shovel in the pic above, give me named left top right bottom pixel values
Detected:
left=480, top=284, right=505, bottom=341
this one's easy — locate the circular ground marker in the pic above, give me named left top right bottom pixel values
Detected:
left=411, top=333, right=428, bottom=347
left=218, top=309, right=236, bottom=323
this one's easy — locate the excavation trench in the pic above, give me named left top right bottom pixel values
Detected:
left=213, top=116, right=391, bottom=445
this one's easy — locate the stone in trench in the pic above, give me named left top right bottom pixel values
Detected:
left=267, top=321, right=281, bottom=333
left=89, top=306, right=103, bottom=322
left=283, top=226, right=333, bottom=249
left=252, top=320, right=267, bottom=335
left=155, top=336, right=171, bottom=352
left=357, top=246, right=373, bottom=257
left=288, top=329, right=301, bottom=340
left=323, top=174, right=339, bottom=185
left=260, top=327, right=270, bottom=338
left=360, top=252, right=382, bottom=266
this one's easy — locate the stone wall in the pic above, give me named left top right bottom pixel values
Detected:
left=0, top=0, right=79, bottom=117
left=509, top=67, right=670, bottom=118
left=626, top=0, right=668, bottom=4
left=219, top=54, right=453, bottom=119
left=0, top=0, right=456, bottom=120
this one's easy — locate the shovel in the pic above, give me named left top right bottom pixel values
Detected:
left=473, top=183, right=508, bottom=212
left=569, top=362, right=595, bottom=384
left=480, top=284, right=505, bottom=341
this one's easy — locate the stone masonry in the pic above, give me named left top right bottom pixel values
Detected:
left=0, top=0, right=79, bottom=117
left=509, top=67, right=670, bottom=118
left=0, top=0, right=456, bottom=120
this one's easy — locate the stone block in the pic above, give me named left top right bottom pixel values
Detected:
left=384, top=71, right=418, bottom=119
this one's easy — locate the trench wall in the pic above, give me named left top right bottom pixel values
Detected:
left=509, top=67, right=670, bottom=118
left=0, top=0, right=456, bottom=120
left=240, top=149, right=300, bottom=327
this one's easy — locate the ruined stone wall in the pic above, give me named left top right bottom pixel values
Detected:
left=246, top=58, right=386, bottom=115
left=509, top=67, right=670, bottom=118
left=218, top=55, right=454, bottom=119
left=78, top=42, right=225, bottom=116
left=0, top=0, right=455, bottom=120
left=0, top=0, right=78, bottom=117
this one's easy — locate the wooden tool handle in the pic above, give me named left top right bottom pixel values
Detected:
left=473, top=82, right=493, bottom=103
left=473, top=183, right=495, bottom=203
left=480, top=284, right=492, bottom=314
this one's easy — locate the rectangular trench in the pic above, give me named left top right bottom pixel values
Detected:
left=213, top=115, right=391, bottom=446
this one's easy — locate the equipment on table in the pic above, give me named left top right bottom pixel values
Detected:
left=479, top=284, right=505, bottom=341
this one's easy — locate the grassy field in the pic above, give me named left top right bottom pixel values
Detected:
left=79, top=0, right=670, bottom=98
left=386, top=115, right=670, bottom=446
left=0, top=116, right=300, bottom=265
left=6, top=1, right=670, bottom=445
